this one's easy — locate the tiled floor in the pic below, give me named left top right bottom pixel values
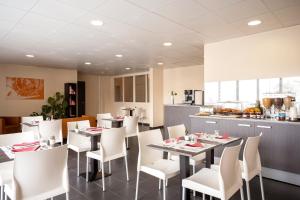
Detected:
left=55, top=126, right=300, bottom=200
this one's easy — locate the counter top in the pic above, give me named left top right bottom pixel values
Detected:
left=164, top=104, right=201, bottom=107
left=189, top=115, right=300, bottom=125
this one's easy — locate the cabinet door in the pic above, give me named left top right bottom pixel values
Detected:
left=190, top=117, right=207, bottom=134
left=218, top=120, right=255, bottom=159
left=256, top=122, right=300, bottom=173
left=202, top=118, right=220, bottom=134
left=254, top=122, right=274, bottom=169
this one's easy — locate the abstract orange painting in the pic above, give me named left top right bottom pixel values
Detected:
left=6, top=77, right=44, bottom=100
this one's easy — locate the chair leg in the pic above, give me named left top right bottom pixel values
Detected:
left=259, top=173, right=265, bottom=200
left=182, top=187, right=186, bottom=200
left=66, top=192, right=69, bottom=200
left=1, top=186, right=3, bottom=200
left=126, top=137, right=129, bottom=149
left=125, top=156, right=129, bottom=181
left=86, top=157, right=89, bottom=182
left=109, top=160, right=111, bottom=174
left=4, top=194, right=7, bottom=200
left=101, top=162, right=105, bottom=191
left=159, top=179, right=162, bottom=190
left=135, top=171, right=140, bottom=200
left=203, top=193, right=206, bottom=200
left=166, top=179, right=168, bottom=187
left=163, top=179, right=166, bottom=200
left=77, top=152, right=80, bottom=176
left=51, top=198, right=54, bottom=200
left=240, top=187, right=245, bottom=200
left=193, top=165, right=196, bottom=196
left=246, top=181, right=251, bottom=200
left=210, top=196, right=212, bottom=200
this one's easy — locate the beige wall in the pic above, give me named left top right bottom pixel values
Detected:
left=163, top=65, right=204, bottom=104
left=78, top=73, right=100, bottom=117
left=205, top=25, right=300, bottom=81
left=0, top=64, right=77, bottom=116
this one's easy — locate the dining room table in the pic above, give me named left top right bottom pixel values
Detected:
left=72, top=127, right=111, bottom=182
left=122, top=108, right=135, bottom=116
left=148, top=133, right=241, bottom=200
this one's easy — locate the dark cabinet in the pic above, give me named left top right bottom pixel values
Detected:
left=64, top=82, right=86, bottom=118
left=77, top=81, right=85, bottom=116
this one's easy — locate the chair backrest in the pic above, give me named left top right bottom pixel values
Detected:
left=243, top=133, right=262, bottom=180
left=137, top=129, right=163, bottom=169
left=120, top=107, right=128, bottom=116
left=12, top=145, right=69, bottom=200
left=0, top=131, right=36, bottom=147
left=219, top=140, right=243, bottom=200
left=100, top=127, right=126, bottom=161
left=66, top=121, right=91, bottom=146
left=167, top=124, right=186, bottom=139
left=76, top=120, right=90, bottom=129
left=96, top=113, right=113, bottom=128
left=38, top=120, right=62, bottom=143
left=21, top=116, right=43, bottom=133
left=123, top=116, right=139, bottom=137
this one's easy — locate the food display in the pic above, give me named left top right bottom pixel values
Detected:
left=274, top=98, right=284, bottom=110
left=262, top=98, right=273, bottom=109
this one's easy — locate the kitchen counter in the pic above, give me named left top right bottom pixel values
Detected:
left=190, top=115, right=300, bottom=186
left=164, top=104, right=201, bottom=107
left=190, top=115, right=300, bottom=125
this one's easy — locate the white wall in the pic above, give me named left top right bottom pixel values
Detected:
left=204, top=25, right=300, bottom=81
left=163, top=65, right=204, bottom=104
left=77, top=73, right=100, bottom=116
left=0, top=64, right=77, bottom=116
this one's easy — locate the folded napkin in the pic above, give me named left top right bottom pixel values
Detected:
left=164, top=139, right=172, bottom=144
left=13, top=141, right=40, bottom=147
left=176, top=136, right=184, bottom=141
left=216, top=133, right=230, bottom=139
left=12, top=145, right=40, bottom=153
left=185, top=142, right=203, bottom=148
left=86, top=127, right=102, bottom=131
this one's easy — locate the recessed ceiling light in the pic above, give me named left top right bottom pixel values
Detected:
left=163, top=42, right=172, bottom=46
left=90, top=20, right=103, bottom=26
left=247, top=20, right=262, bottom=26
left=115, top=54, right=123, bottom=58
left=157, top=62, right=164, bottom=65
left=25, top=54, right=34, bottom=58
left=125, top=67, right=131, bottom=70
left=84, top=62, right=92, bottom=65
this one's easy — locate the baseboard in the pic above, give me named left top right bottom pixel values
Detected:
left=214, top=156, right=300, bottom=186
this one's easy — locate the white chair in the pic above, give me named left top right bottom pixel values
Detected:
left=210, top=134, right=265, bottom=200
left=86, top=127, right=129, bottom=191
left=135, top=129, right=180, bottom=200
left=4, top=145, right=69, bottom=200
left=120, top=107, right=128, bottom=116
left=21, top=116, right=43, bottom=139
left=123, top=116, right=139, bottom=149
left=96, top=113, right=113, bottom=128
left=134, top=107, right=146, bottom=126
left=0, top=132, right=36, bottom=200
left=182, top=141, right=244, bottom=200
left=38, top=119, right=63, bottom=144
left=67, top=120, right=91, bottom=176
left=242, top=133, right=265, bottom=200
left=168, top=124, right=205, bottom=196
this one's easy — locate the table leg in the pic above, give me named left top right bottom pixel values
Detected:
left=205, top=149, right=215, bottom=168
left=180, top=155, right=191, bottom=200
left=130, top=110, right=133, bottom=116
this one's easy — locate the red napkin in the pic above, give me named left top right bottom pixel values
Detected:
left=164, top=139, right=172, bottom=144
left=12, top=145, right=40, bottom=153
left=176, top=136, right=184, bottom=141
left=86, top=127, right=102, bottom=131
left=13, top=141, right=40, bottom=147
left=217, top=133, right=230, bottom=139
left=194, top=132, right=203, bottom=137
left=185, top=142, right=203, bottom=148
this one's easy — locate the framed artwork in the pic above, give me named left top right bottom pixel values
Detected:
left=6, top=77, right=44, bottom=100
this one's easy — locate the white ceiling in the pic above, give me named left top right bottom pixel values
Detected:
left=0, top=0, right=299, bottom=75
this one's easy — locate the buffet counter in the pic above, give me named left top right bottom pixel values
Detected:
left=190, top=115, right=300, bottom=186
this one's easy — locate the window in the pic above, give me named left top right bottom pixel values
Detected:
left=114, top=77, right=123, bottom=102
left=124, top=76, right=133, bottom=102
left=135, top=75, right=146, bottom=102
left=220, top=81, right=237, bottom=102
left=259, top=78, right=280, bottom=99
left=239, top=79, right=257, bottom=103
left=282, top=77, right=300, bottom=101
left=205, top=82, right=219, bottom=104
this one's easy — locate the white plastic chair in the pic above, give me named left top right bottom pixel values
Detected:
left=86, top=127, right=129, bottom=191
left=242, top=133, right=265, bottom=200
left=123, top=116, right=139, bottom=149
left=96, top=113, right=113, bottom=128
left=38, top=119, right=63, bottom=145
left=4, top=145, right=69, bottom=200
left=134, top=108, right=146, bottom=126
left=21, top=116, right=43, bottom=139
left=67, top=120, right=91, bottom=176
left=0, top=132, right=36, bottom=200
left=182, top=140, right=244, bottom=200
left=135, top=129, right=180, bottom=200
left=167, top=124, right=205, bottom=196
